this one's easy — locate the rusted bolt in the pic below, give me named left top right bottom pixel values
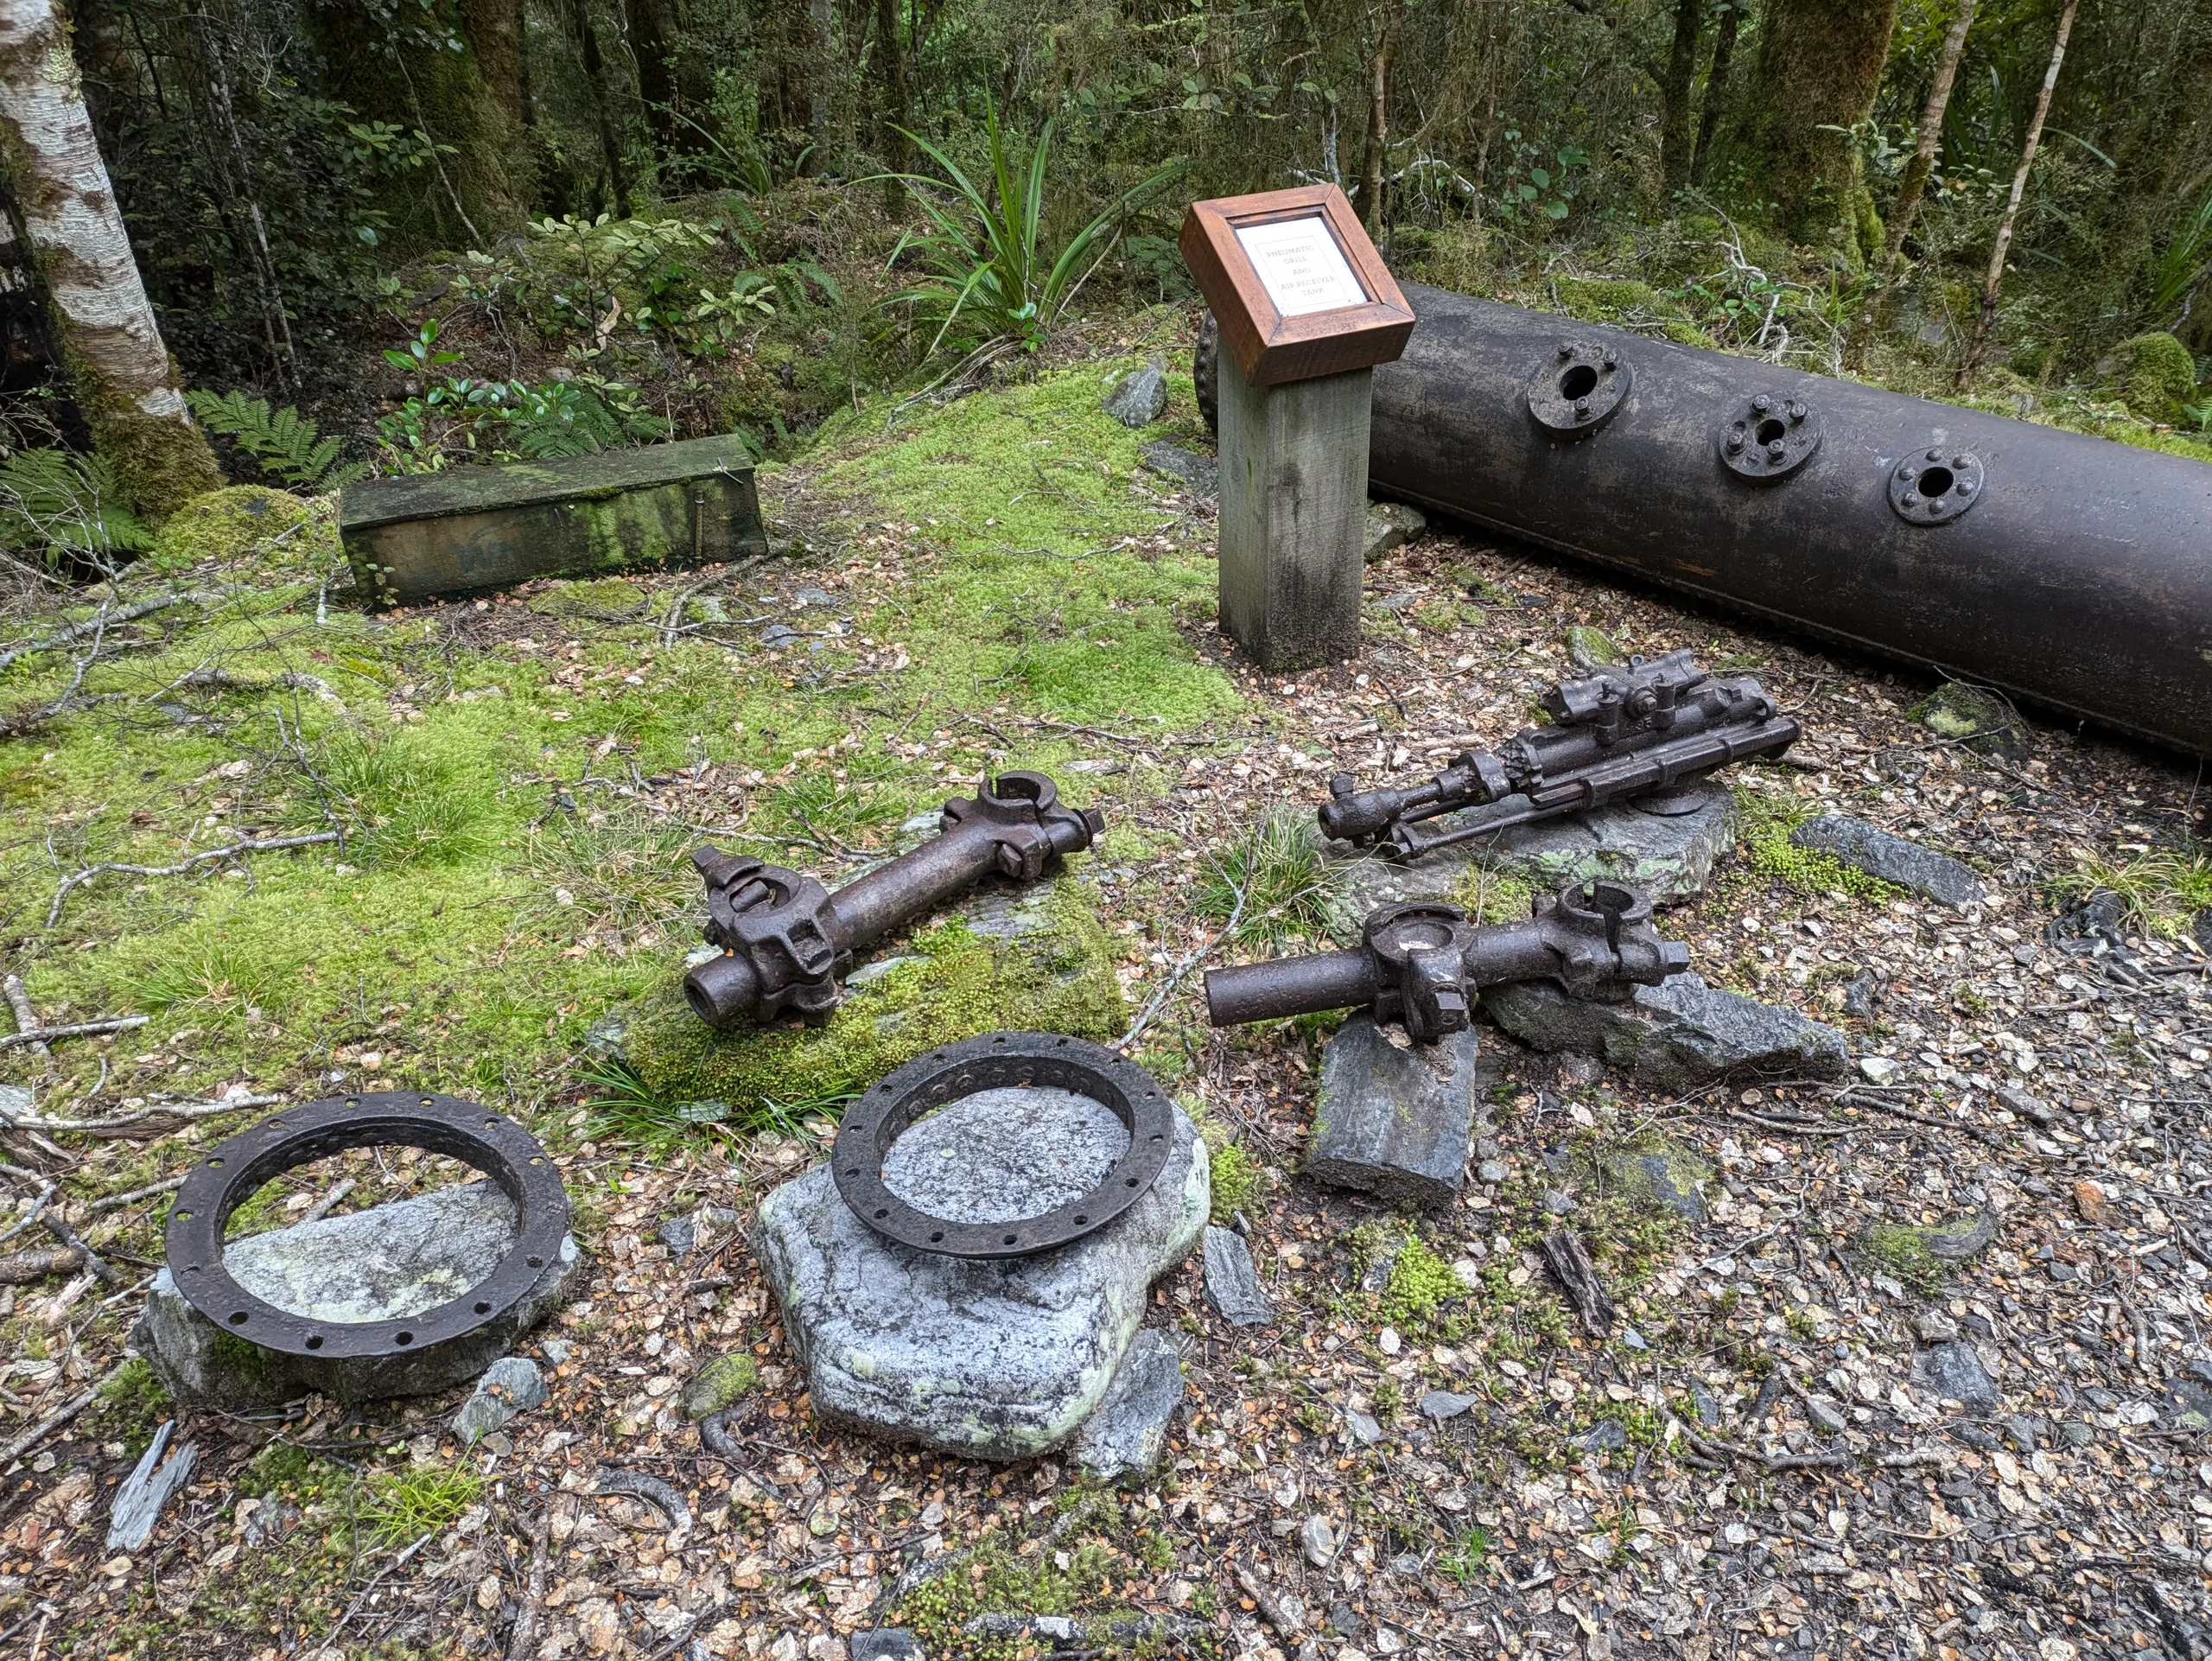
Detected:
left=1751, top=394, right=1771, bottom=414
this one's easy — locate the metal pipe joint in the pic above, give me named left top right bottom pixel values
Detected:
left=1203, top=880, right=1691, bottom=1041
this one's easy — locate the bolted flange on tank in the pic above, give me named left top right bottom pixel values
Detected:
left=1194, top=292, right=2212, bottom=759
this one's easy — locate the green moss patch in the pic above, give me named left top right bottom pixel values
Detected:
left=1206, top=1140, right=1262, bottom=1223
left=1734, top=787, right=1898, bottom=901
left=149, top=485, right=316, bottom=568
left=1862, top=1224, right=1956, bottom=1295
left=618, top=881, right=1124, bottom=1117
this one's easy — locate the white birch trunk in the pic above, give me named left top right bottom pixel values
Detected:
left=0, top=0, right=215, bottom=511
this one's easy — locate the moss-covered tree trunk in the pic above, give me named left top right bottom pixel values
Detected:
left=0, top=0, right=218, bottom=519
left=1882, top=0, right=1976, bottom=277
left=1688, top=0, right=1741, bottom=185
left=622, top=0, right=682, bottom=180
left=308, top=0, right=526, bottom=251
left=1724, top=0, right=1898, bottom=258
left=1358, top=0, right=1403, bottom=231
left=1658, top=0, right=1704, bottom=196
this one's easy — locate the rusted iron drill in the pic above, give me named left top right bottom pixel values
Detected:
left=685, top=770, right=1103, bottom=1028
left=1319, top=651, right=1800, bottom=861
left=1205, top=881, right=1691, bottom=1041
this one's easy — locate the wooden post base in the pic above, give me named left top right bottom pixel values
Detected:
left=1217, top=357, right=1371, bottom=672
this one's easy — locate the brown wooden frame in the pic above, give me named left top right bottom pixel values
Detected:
left=1179, top=185, right=1415, bottom=387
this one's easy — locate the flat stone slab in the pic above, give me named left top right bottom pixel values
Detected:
left=1484, top=972, right=1849, bottom=1091
left=753, top=1091, right=1208, bottom=1461
left=1309, top=1016, right=1482, bottom=1207
left=1334, top=782, right=1737, bottom=920
left=1073, top=1328, right=1184, bottom=1480
left=134, top=1181, right=581, bottom=1408
left=1913, top=1340, right=2001, bottom=1415
left=1789, top=815, right=1986, bottom=907
left=1139, top=441, right=1218, bottom=501
left=1202, top=1225, right=1274, bottom=1327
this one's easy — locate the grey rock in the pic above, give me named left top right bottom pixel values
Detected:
left=134, top=1181, right=581, bottom=1408
left=658, top=1213, right=697, bottom=1256
left=1691, top=1384, right=1723, bottom=1426
left=2059, top=1420, right=2096, bottom=1447
left=1300, top=1513, right=1337, bottom=1566
left=1074, top=1328, right=1184, bottom=1480
left=1333, top=782, right=1737, bottom=918
left=1805, top=1396, right=1847, bottom=1434
left=1103, top=363, right=1168, bottom=428
left=793, top=585, right=838, bottom=609
left=1602, top=1143, right=1711, bottom=1223
left=1330, top=1602, right=1363, bottom=1638
left=1483, top=971, right=1849, bottom=1090
left=1563, top=626, right=1619, bottom=671
left=752, top=1094, right=1208, bottom=1461
left=453, top=1356, right=548, bottom=1444
left=851, top=1632, right=925, bottom=1661
left=1363, top=500, right=1427, bottom=563
left=1203, top=1225, right=1274, bottom=1327
left=1344, top=1409, right=1382, bottom=1444
left=1419, top=1391, right=1480, bottom=1422
left=1917, top=682, right=2026, bottom=759
left=2003, top=1415, right=2050, bottom=1450
left=1580, top=1419, right=1628, bottom=1454
left=1476, top=1159, right=1511, bottom=1185
left=1139, top=441, right=1217, bottom=500
left=1354, top=1220, right=1412, bottom=1293
left=1997, top=1085, right=2053, bottom=1126
left=1915, top=1309, right=1961, bottom=1343
left=881, top=1087, right=1122, bottom=1222
left=0, top=1085, right=33, bottom=1119
left=1913, top=1340, right=2000, bottom=1415
left=760, top=621, right=801, bottom=648
left=1308, top=1016, right=1482, bottom=1207
left=1789, top=816, right=1986, bottom=908
left=844, top=955, right=925, bottom=990
left=1842, top=970, right=1881, bottom=1020
left=1542, top=1187, right=1575, bottom=1215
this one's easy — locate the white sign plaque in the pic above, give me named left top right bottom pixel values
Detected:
left=1233, top=216, right=1368, bottom=317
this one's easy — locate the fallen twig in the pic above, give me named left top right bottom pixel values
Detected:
left=0, top=590, right=219, bottom=674
left=106, top=1419, right=197, bottom=1549
left=1541, top=1227, right=1616, bottom=1339
left=321, top=1531, right=434, bottom=1653
left=40, top=1211, right=120, bottom=1288
left=0, top=1247, right=81, bottom=1284
left=1233, top=1564, right=1303, bottom=1642
left=3, top=976, right=48, bottom=1063
left=88, top=1175, right=186, bottom=1214
left=504, top=1503, right=556, bottom=1661
left=0, top=1372, right=108, bottom=1466
left=0, top=1091, right=276, bottom=1136
left=48, top=831, right=342, bottom=926
left=0, top=1015, right=147, bottom=1053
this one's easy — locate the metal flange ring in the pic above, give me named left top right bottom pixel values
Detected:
left=1526, top=339, right=1631, bottom=437
left=166, top=1091, right=569, bottom=1360
left=1719, top=392, right=1821, bottom=482
left=1890, top=446, right=1986, bottom=525
left=831, top=1033, right=1174, bottom=1260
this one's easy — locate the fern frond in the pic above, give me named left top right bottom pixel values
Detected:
left=0, top=448, right=149, bottom=563
left=184, top=388, right=353, bottom=490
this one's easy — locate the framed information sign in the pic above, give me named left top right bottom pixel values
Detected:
left=1179, top=184, right=1414, bottom=387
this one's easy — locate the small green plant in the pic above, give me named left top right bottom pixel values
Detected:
left=1785, top=1308, right=1819, bottom=1341
left=1863, top=1225, right=1955, bottom=1295
left=2048, top=846, right=2212, bottom=939
left=882, top=102, right=1182, bottom=358
left=1198, top=813, right=1340, bottom=951
left=86, top=1359, right=170, bottom=1454
left=366, top=1464, right=481, bottom=1548
left=1208, top=1141, right=1262, bottom=1223
left=1382, top=1232, right=1464, bottom=1330
left=0, top=448, right=149, bottom=567
left=185, top=390, right=368, bottom=490
left=578, top=1055, right=695, bottom=1153
left=320, top=733, right=486, bottom=866
left=1436, top=1526, right=1491, bottom=1584
left=1735, top=787, right=1897, bottom=901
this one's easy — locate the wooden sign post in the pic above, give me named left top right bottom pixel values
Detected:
left=1179, top=185, right=1414, bottom=671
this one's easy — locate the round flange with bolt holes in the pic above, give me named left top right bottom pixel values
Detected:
left=1890, top=446, right=1986, bottom=525
left=1719, top=393, right=1821, bottom=482
left=831, top=1032, right=1175, bottom=1260
left=165, top=1091, right=569, bottom=1360
left=1525, top=340, right=1632, bottom=437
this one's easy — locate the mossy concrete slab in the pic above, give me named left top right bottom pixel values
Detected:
left=339, top=435, right=766, bottom=608
left=609, top=880, right=1126, bottom=1116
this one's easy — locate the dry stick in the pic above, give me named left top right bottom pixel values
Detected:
left=0, top=1092, right=275, bottom=1135
left=48, top=830, right=340, bottom=926
left=0, top=590, right=219, bottom=675
left=1958, top=0, right=2080, bottom=389
left=0, top=1015, right=146, bottom=1053
left=1233, top=1564, right=1303, bottom=1644
left=39, top=1212, right=120, bottom=1288
left=321, top=1531, right=435, bottom=1654
left=3, top=976, right=48, bottom=1064
left=505, top=1505, right=556, bottom=1661
left=0, top=1248, right=81, bottom=1284
left=301, top=1178, right=356, bottom=1225
left=88, top=1175, right=186, bottom=1214
left=0, top=1373, right=108, bottom=1466
left=1827, top=1087, right=2005, bottom=1149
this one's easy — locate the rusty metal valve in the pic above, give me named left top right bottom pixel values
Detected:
left=1203, top=880, right=1691, bottom=1041
left=684, top=770, right=1104, bottom=1029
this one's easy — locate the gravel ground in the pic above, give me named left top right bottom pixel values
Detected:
left=7, top=492, right=2212, bottom=1661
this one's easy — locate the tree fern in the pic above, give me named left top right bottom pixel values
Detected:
left=186, top=389, right=369, bottom=490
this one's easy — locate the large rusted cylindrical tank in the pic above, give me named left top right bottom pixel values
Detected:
left=1198, top=288, right=2212, bottom=756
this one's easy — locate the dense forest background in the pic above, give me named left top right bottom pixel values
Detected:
left=3, top=0, right=2210, bottom=531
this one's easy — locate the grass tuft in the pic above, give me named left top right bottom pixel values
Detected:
left=1197, top=813, right=1340, bottom=951
left=2048, top=846, right=2212, bottom=939
left=366, top=1464, right=482, bottom=1549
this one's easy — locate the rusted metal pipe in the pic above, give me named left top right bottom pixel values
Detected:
left=685, top=771, right=1103, bottom=1028
left=1204, top=881, right=1691, bottom=1041
left=1319, top=650, right=1799, bottom=859
left=1197, top=293, right=2212, bottom=756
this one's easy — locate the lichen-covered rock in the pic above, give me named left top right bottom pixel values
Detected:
left=1600, top=1141, right=1713, bottom=1223
left=452, top=1356, right=547, bottom=1443
left=1914, top=682, right=2025, bottom=759
left=615, top=880, right=1125, bottom=1119
left=1483, top=972, right=1848, bottom=1090
left=1073, top=1328, right=1184, bottom=1480
left=1913, top=1340, right=2000, bottom=1415
left=1563, top=626, right=1619, bottom=671
left=1334, top=782, right=1736, bottom=919
left=1102, top=363, right=1169, bottom=429
left=682, top=1352, right=760, bottom=1419
left=149, top=486, right=315, bottom=568
left=2103, top=330, right=2199, bottom=424
left=1363, top=500, right=1427, bottom=563
left=1788, top=816, right=1985, bottom=907
left=753, top=1090, right=1208, bottom=1461
left=133, top=1181, right=581, bottom=1408
left=1308, top=1016, right=1483, bottom=1207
